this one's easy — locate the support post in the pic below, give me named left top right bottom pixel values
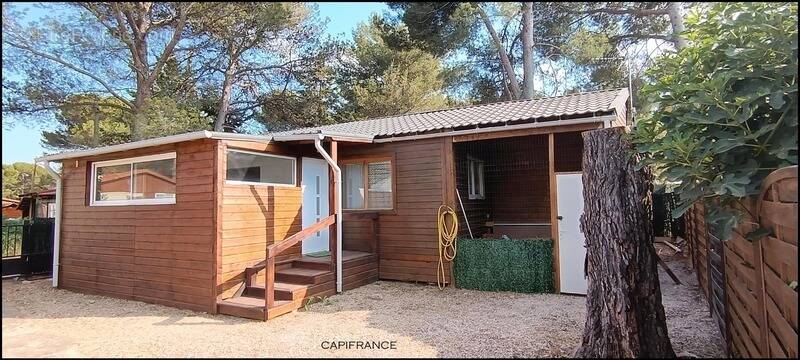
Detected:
left=265, top=255, right=275, bottom=320
left=548, top=133, right=560, bottom=293
left=442, top=136, right=457, bottom=285
left=328, top=140, right=338, bottom=273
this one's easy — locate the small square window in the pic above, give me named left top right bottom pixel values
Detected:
left=343, top=159, right=393, bottom=210
left=468, top=158, right=484, bottom=200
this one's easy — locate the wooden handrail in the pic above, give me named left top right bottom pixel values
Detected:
left=263, top=214, right=336, bottom=317
left=267, top=215, right=336, bottom=258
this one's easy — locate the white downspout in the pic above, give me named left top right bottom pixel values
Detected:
left=314, top=135, right=343, bottom=293
left=40, top=160, right=62, bottom=288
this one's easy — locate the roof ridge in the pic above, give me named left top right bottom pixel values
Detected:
left=328, top=88, right=626, bottom=124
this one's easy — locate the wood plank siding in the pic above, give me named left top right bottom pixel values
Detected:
left=58, top=139, right=217, bottom=313
left=216, top=140, right=310, bottom=299
left=339, top=137, right=452, bottom=284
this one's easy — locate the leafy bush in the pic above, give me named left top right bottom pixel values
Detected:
left=631, top=2, right=798, bottom=240
left=453, top=238, right=553, bottom=293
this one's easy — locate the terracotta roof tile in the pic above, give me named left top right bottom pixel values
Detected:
left=273, top=88, right=627, bottom=139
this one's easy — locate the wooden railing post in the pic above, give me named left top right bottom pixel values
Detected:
left=265, top=255, right=275, bottom=320
left=330, top=222, right=337, bottom=273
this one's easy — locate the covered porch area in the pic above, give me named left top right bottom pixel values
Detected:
left=450, top=121, right=601, bottom=294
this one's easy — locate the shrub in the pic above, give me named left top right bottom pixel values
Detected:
left=453, top=238, right=553, bottom=293
left=631, top=2, right=798, bottom=241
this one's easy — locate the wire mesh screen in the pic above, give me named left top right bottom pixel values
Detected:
left=453, top=132, right=584, bottom=238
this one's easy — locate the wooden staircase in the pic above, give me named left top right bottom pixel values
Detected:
left=216, top=213, right=381, bottom=321
left=217, top=257, right=337, bottom=320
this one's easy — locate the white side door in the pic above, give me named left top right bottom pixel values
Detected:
left=301, top=157, right=329, bottom=254
left=556, top=173, right=587, bottom=295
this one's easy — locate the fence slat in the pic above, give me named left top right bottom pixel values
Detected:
left=684, top=166, right=797, bottom=358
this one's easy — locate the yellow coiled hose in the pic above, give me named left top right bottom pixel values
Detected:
left=437, top=205, right=458, bottom=290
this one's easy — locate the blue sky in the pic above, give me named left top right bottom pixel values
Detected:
left=1, top=2, right=389, bottom=164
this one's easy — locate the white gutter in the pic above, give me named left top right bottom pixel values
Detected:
left=371, top=115, right=615, bottom=143
left=37, top=131, right=273, bottom=161
left=273, top=131, right=373, bottom=143
left=40, top=161, right=62, bottom=288
left=313, top=135, right=344, bottom=293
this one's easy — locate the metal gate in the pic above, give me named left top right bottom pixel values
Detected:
left=2, top=219, right=54, bottom=277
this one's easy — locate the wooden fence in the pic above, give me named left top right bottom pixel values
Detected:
left=684, top=166, right=798, bottom=358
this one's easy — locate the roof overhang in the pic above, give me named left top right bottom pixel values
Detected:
left=271, top=130, right=374, bottom=143
left=36, top=131, right=273, bottom=162
left=36, top=113, right=618, bottom=162
left=372, top=114, right=616, bottom=143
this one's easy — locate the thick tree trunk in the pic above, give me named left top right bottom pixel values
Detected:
left=576, top=127, right=675, bottom=358
left=129, top=28, right=151, bottom=141
left=215, top=57, right=238, bottom=132
left=475, top=5, right=521, bottom=99
left=521, top=2, right=535, bottom=99
left=667, top=2, right=688, bottom=50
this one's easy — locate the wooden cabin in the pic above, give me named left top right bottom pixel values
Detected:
left=37, top=88, right=630, bottom=320
left=18, top=189, right=57, bottom=219
left=2, top=198, right=22, bottom=219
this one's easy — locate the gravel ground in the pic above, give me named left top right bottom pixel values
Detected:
left=2, top=254, right=723, bottom=358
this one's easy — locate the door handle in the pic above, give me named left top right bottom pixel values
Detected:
left=557, top=216, right=563, bottom=220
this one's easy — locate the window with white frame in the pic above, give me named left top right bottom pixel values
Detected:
left=468, top=157, right=485, bottom=199
left=91, top=152, right=176, bottom=206
left=343, top=159, right=393, bottom=210
left=226, top=149, right=296, bottom=186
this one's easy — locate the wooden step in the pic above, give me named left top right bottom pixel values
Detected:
left=217, top=296, right=265, bottom=320
left=275, top=267, right=332, bottom=284
left=267, top=299, right=302, bottom=320
left=292, top=258, right=332, bottom=271
left=245, top=282, right=309, bottom=301
left=217, top=296, right=301, bottom=321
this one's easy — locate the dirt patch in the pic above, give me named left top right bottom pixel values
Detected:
left=2, top=256, right=723, bottom=358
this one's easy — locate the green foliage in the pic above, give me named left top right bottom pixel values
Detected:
left=2, top=221, right=23, bottom=257
left=2, top=162, right=55, bottom=199
left=386, top=2, right=475, bottom=57
left=337, top=17, right=448, bottom=119
left=351, top=48, right=447, bottom=118
left=564, top=29, right=613, bottom=64
left=41, top=94, right=130, bottom=150
left=41, top=94, right=211, bottom=150
left=631, top=2, right=798, bottom=241
left=453, top=238, right=554, bottom=293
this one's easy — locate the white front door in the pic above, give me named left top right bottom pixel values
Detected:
left=556, top=173, right=587, bottom=295
left=301, top=157, right=329, bottom=254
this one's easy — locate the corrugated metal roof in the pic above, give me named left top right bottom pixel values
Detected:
left=273, top=88, right=628, bottom=139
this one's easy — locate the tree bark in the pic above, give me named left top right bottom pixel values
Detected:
left=576, top=127, right=675, bottom=358
left=215, top=51, right=238, bottom=132
left=521, top=2, right=535, bottom=99
left=92, top=104, right=101, bottom=147
left=666, top=2, right=688, bottom=50
left=475, top=4, right=521, bottom=99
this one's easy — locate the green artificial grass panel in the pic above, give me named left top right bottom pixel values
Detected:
left=453, top=238, right=554, bottom=293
